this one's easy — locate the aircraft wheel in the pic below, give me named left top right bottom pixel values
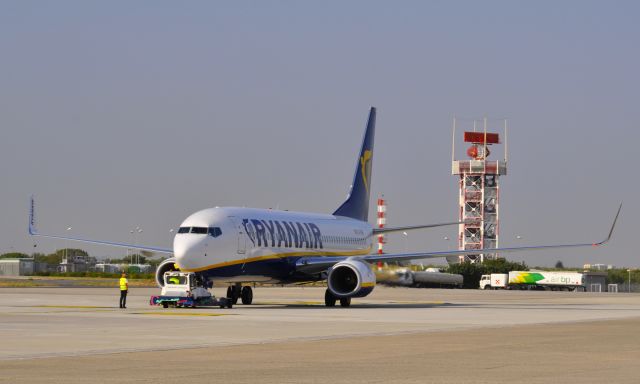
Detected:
left=339, top=297, right=351, bottom=307
left=162, top=302, right=169, bottom=308
left=227, top=286, right=239, bottom=304
left=233, top=285, right=241, bottom=304
left=241, top=286, right=253, bottom=305
left=324, top=289, right=336, bottom=307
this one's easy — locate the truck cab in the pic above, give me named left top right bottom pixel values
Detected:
left=479, top=274, right=508, bottom=290
left=480, top=275, right=491, bottom=290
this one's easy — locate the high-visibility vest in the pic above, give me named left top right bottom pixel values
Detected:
left=119, top=277, right=128, bottom=291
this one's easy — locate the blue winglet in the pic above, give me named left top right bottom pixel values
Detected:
left=28, top=195, right=37, bottom=235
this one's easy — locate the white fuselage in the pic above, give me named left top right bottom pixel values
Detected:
left=173, top=207, right=373, bottom=282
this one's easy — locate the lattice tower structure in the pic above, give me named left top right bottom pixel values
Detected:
left=450, top=119, right=507, bottom=263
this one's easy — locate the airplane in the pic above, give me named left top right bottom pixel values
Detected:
left=28, top=107, right=621, bottom=307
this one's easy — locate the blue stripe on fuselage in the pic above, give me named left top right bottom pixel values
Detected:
left=197, top=257, right=302, bottom=283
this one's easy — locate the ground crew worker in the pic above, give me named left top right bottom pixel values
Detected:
left=119, top=272, right=128, bottom=309
left=168, top=275, right=180, bottom=284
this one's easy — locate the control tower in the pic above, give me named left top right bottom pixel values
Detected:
left=450, top=118, right=507, bottom=263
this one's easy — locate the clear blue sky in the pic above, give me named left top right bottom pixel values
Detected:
left=1, top=1, right=637, bottom=267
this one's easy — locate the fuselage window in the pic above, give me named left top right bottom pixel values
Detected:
left=208, top=227, right=222, bottom=237
left=191, top=227, right=208, bottom=234
left=178, top=227, right=190, bottom=234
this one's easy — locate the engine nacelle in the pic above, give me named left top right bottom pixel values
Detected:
left=155, top=258, right=180, bottom=287
left=327, top=259, right=376, bottom=298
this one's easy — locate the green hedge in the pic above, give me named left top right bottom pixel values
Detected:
left=445, top=259, right=529, bottom=289
left=33, top=271, right=154, bottom=279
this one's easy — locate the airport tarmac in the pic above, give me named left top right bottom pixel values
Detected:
left=1, top=286, right=639, bottom=383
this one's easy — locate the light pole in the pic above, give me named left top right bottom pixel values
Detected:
left=129, top=230, right=135, bottom=264
left=402, top=232, right=408, bottom=253
left=65, top=226, right=72, bottom=264
left=628, top=269, right=632, bottom=293
left=443, top=236, right=450, bottom=249
left=136, top=227, right=143, bottom=265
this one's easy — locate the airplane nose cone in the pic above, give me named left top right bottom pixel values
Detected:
left=173, top=236, right=205, bottom=270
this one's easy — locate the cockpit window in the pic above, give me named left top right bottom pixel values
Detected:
left=177, top=226, right=222, bottom=236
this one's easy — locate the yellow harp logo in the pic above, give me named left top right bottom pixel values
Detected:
left=360, top=150, right=372, bottom=193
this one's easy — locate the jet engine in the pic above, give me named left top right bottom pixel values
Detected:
left=155, top=257, right=180, bottom=287
left=327, top=259, right=376, bottom=298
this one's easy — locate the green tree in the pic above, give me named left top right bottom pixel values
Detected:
left=107, top=254, right=148, bottom=264
left=35, top=252, right=63, bottom=265
left=54, top=248, right=88, bottom=258
left=445, top=262, right=484, bottom=289
left=606, top=269, right=640, bottom=285
left=483, top=258, right=528, bottom=274
left=0, top=252, right=29, bottom=259
left=445, top=259, right=528, bottom=289
left=32, top=249, right=88, bottom=265
left=555, top=260, right=565, bottom=269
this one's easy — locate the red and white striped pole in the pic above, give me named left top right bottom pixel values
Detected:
left=377, top=196, right=386, bottom=255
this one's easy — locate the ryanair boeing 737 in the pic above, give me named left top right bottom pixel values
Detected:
left=28, top=108, right=621, bottom=307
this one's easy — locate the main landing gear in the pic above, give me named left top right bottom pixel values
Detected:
left=324, top=289, right=351, bottom=307
left=227, top=284, right=253, bottom=305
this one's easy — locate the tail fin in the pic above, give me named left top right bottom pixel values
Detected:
left=333, top=107, right=376, bottom=221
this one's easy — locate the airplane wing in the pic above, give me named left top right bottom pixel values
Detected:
left=372, top=221, right=462, bottom=234
left=28, top=196, right=173, bottom=255
left=366, top=203, right=621, bottom=264
left=296, top=204, right=621, bottom=273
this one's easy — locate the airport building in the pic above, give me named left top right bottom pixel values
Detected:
left=0, top=258, right=35, bottom=276
left=58, top=254, right=97, bottom=273
left=584, top=272, right=608, bottom=292
left=583, top=263, right=615, bottom=271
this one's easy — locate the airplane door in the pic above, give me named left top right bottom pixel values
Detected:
left=228, top=217, right=246, bottom=254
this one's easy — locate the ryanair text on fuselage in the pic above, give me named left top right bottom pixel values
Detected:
left=242, top=219, right=323, bottom=249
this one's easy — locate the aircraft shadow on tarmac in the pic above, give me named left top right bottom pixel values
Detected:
left=228, top=302, right=635, bottom=311
left=243, top=302, right=463, bottom=309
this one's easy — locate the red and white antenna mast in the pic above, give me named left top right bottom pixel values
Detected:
left=377, top=196, right=387, bottom=255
